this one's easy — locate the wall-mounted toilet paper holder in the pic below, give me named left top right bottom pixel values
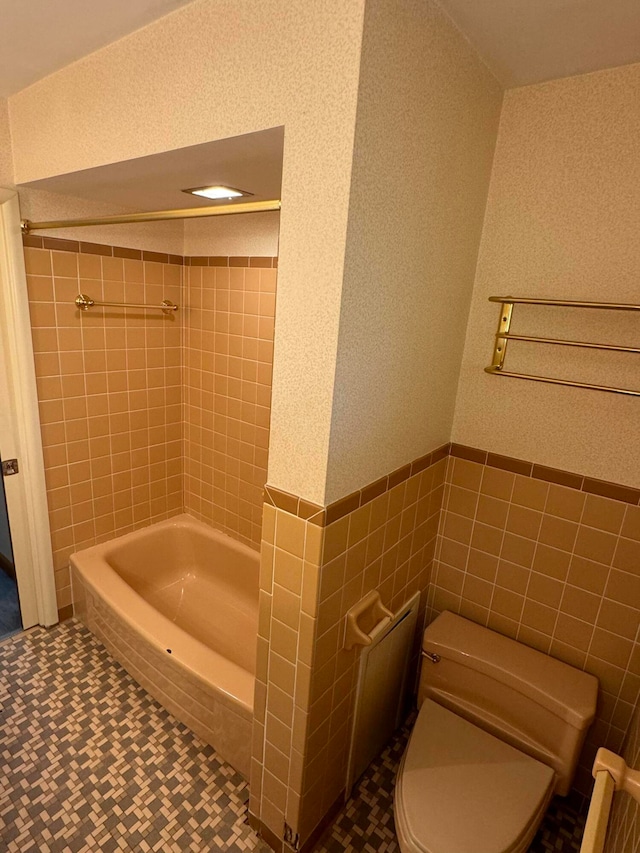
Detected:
left=343, top=590, right=393, bottom=650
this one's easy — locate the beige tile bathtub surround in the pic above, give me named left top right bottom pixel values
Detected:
left=8, top=0, right=368, bottom=507
left=325, top=0, right=502, bottom=503
left=606, top=701, right=640, bottom=853
left=25, top=243, right=183, bottom=613
left=252, top=450, right=445, bottom=848
left=25, top=237, right=277, bottom=612
left=431, top=449, right=640, bottom=798
left=183, top=261, right=277, bottom=548
left=452, top=62, right=640, bottom=489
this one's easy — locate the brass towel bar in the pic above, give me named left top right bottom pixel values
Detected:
left=75, top=293, right=178, bottom=314
left=486, top=296, right=640, bottom=397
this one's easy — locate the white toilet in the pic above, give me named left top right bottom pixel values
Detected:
left=394, top=612, right=598, bottom=853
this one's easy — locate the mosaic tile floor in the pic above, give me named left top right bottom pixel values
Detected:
left=0, top=620, right=585, bottom=853
left=0, top=620, right=269, bottom=853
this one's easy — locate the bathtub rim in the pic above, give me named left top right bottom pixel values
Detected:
left=70, top=513, right=257, bottom=716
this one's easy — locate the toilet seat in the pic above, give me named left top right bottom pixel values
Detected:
left=394, top=700, right=555, bottom=853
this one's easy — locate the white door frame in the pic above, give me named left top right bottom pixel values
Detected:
left=0, top=187, right=57, bottom=628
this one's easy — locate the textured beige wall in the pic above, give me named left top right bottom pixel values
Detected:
left=0, top=98, right=13, bottom=186
left=453, top=64, right=640, bottom=488
left=325, top=0, right=502, bottom=504
left=183, top=212, right=280, bottom=257
left=8, top=0, right=366, bottom=505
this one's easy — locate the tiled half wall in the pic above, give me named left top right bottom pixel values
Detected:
left=251, top=447, right=446, bottom=851
left=252, top=444, right=639, bottom=850
left=22, top=237, right=277, bottom=617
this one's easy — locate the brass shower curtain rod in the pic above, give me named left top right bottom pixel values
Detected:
left=20, top=199, right=281, bottom=234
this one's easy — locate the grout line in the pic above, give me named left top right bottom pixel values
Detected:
left=482, top=463, right=516, bottom=626
left=516, top=482, right=550, bottom=646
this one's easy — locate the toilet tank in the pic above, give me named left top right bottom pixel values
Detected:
left=419, top=612, right=598, bottom=796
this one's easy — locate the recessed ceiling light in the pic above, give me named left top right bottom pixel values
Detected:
left=182, top=185, right=253, bottom=200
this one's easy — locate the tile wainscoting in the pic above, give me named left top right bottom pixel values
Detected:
left=251, top=445, right=447, bottom=850
left=433, top=444, right=640, bottom=798
left=252, top=442, right=639, bottom=849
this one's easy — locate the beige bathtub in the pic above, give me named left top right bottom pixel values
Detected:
left=70, top=514, right=259, bottom=778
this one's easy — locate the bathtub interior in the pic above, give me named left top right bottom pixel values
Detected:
left=103, top=521, right=260, bottom=675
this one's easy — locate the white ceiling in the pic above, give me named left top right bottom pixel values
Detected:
left=6, top=0, right=640, bottom=217
left=436, top=0, right=640, bottom=87
left=20, top=127, right=284, bottom=212
left=1, top=0, right=639, bottom=100
left=1, top=0, right=640, bottom=101
left=0, top=0, right=196, bottom=98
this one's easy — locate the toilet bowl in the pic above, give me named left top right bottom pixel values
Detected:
left=394, top=612, right=598, bottom=853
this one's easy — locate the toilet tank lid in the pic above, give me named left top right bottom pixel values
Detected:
left=423, top=612, right=598, bottom=729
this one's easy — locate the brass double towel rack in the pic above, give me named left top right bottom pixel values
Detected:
left=485, top=296, right=640, bottom=397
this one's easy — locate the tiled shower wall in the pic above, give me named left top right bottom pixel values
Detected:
left=23, top=237, right=277, bottom=613
left=24, top=240, right=183, bottom=614
left=430, top=446, right=640, bottom=797
left=183, top=258, right=276, bottom=548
